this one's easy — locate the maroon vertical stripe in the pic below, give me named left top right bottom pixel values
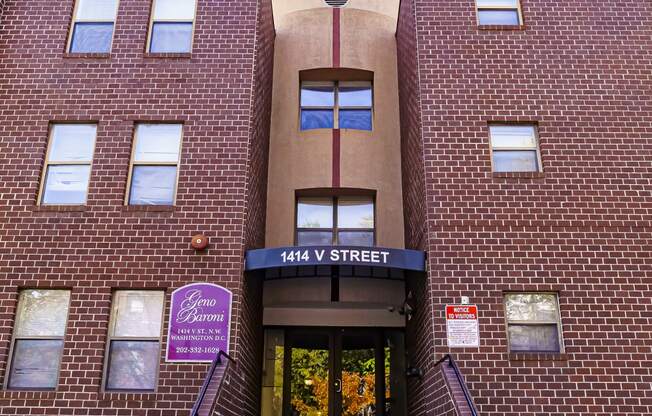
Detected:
left=332, top=8, right=341, bottom=187
left=332, top=129, right=340, bottom=187
left=332, top=8, right=340, bottom=68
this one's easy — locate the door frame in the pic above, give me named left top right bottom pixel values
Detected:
left=281, top=327, right=389, bottom=416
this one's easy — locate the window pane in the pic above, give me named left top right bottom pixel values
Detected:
left=492, top=150, right=538, bottom=172
left=129, top=166, right=177, bottom=205
left=150, top=22, right=193, bottom=53
left=300, top=109, right=334, bottom=130
left=8, top=340, right=64, bottom=389
left=15, top=290, right=70, bottom=337
left=297, top=198, right=333, bottom=228
left=153, top=0, right=196, bottom=20
left=106, top=340, right=160, bottom=390
left=134, top=124, right=182, bottom=162
left=111, top=291, right=164, bottom=338
left=477, top=0, right=519, bottom=7
left=339, top=109, right=372, bottom=130
left=42, top=165, right=91, bottom=205
left=505, top=293, right=559, bottom=322
left=337, top=231, right=374, bottom=246
left=76, top=0, right=118, bottom=20
left=300, top=84, right=335, bottom=107
left=490, top=125, right=537, bottom=149
left=508, top=324, right=560, bottom=352
left=338, top=83, right=372, bottom=107
left=49, top=124, right=96, bottom=162
left=337, top=197, right=374, bottom=228
left=297, top=231, right=333, bottom=246
left=478, top=9, right=520, bottom=25
left=70, top=22, right=114, bottom=53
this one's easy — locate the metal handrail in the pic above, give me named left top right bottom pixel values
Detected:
left=434, top=354, right=479, bottom=416
left=190, top=350, right=236, bottom=416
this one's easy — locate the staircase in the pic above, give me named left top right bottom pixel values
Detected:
left=435, top=355, right=479, bottom=416
left=190, top=351, right=235, bottom=416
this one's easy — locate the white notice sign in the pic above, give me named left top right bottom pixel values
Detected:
left=446, top=305, right=480, bottom=348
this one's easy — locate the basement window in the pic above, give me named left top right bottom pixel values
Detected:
left=296, top=196, right=375, bottom=246
left=104, top=291, right=164, bottom=391
left=68, top=0, right=119, bottom=53
left=7, top=290, right=71, bottom=390
left=147, top=0, right=197, bottom=53
left=300, top=81, right=373, bottom=131
left=504, top=293, right=563, bottom=353
left=476, top=0, right=523, bottom=26
left=489, top=124, right=542, bottom=172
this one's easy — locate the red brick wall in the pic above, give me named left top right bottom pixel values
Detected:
left=0, top=0, right=272, bottom=414
left=214, top=0, right=275, bottom=413
left=400, top=0, right=652, bottom=414
left=396, top=0, right=441, bottom=414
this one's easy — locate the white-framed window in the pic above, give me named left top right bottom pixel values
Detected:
left=476, top=0, right=523, bottom=26
left=300, top=81, right=373, bottom=131
left=39, top=124, right=97, bottom=205
left=68, top=0, right=120, bottom=53
left=489, top=124, right=542, bottom=172
left=147, top=0, right=197, bottom=53
left=6, top=290, right=71, bottom=390
left=296, top=196, right=375, bottom=246
left=126, top=123, right=183, bottom=205
left=504, top=293, right=563, bottom=353
left=104, top=290, right=164, bottom=391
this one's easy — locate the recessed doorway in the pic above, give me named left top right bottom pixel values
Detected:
left=261, top=328, right=406, bottom=416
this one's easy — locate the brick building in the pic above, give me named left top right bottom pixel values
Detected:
left=0, top=0, right=650, bottom=415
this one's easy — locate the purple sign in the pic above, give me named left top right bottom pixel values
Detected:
left=166, top=283, right=232, bottom=362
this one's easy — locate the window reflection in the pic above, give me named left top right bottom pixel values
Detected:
left=8, top=290, right=70, bottom=390
left=504, top=293, right=562, bottom=352
left=128, top=124, right=182, bottom=205
left=296, top=196, right=374, bottom=246
left=40, top=124, right=96, bottom=205
left=68, top=0, right=118, bottom=53
left=300, top=81, right=372, bottom=131
left=148, top=0, right=196, bottom=53
left=105, top=291, right=164, bottom=391
left=489, top=124, right=541, bottom=173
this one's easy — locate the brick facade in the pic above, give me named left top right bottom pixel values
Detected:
left=0, top=0, right=272, bottom=414
left=398, top=0, right=652, bottom=414
left=1, top=0, right=651, bottom=415
left=214, top=0, right=275, bottom=413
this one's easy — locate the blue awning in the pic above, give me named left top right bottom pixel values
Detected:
left=245, top=246, right=426, bottom=272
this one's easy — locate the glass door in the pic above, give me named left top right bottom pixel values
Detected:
left=335, top=330, right=386, bottom=416
left=284, top=330, right=332, bottom=416
left=260, top=328, right=406, bottom=416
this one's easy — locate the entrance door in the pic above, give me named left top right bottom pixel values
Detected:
left=270, top=328, right=404, bottom=416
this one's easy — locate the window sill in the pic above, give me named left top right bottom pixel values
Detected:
left=492, top=171, right=545, bottom=179
left=509, top=352, right=568, bottom=362
left=33, top=205, right=87, bottom=212
left=143, top=52, right=192, bottom=59
left=478, top=24, right=526, bottom=31
left=123, top=205, right=176, bottom=212
left=62, top=52, right=111, bottom=59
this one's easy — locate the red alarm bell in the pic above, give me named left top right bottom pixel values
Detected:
left=191, top=234, right=209, bottom=250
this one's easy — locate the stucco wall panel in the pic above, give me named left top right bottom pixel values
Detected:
left=266, top=8, right=333, bottom=247
left=340, top=9, right=404, bottom=248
